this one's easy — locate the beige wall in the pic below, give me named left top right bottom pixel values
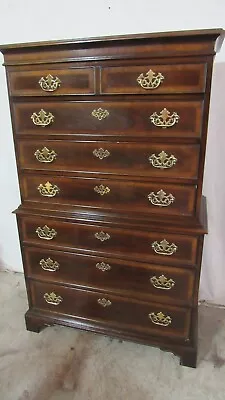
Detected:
left=0, top=0, right=224, bottom=303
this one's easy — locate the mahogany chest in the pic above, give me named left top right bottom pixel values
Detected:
left=1, top=29, right=224, bottom=367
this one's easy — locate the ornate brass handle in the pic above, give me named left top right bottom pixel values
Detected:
left=39, top=74, right=61, bottom=92
left=94, top=231, right=111, bottom=242
left=148, top=311, right=172, bottom=327
left=44, top=292, right=63, bottom=305
left=149, top=151, right=177, bottom=169
left=94, top=184, right=110, bottom=196
left=91, top=108, right=109, bottom=120
left=36, top=225, right=57, bottom=240
left=97, top=298, right=112, bottom=307
left=96, top=262, right=111, bottom=272
left=39, top=258, right=60, bottom=272
left=151, top=239, right=178, bottom=256
left=150, top=108, right=179, bottom=128
left=93, top=148, right=110, bottom=160
left=31, top=109, right=54, bottom=127
left=34, top=147, right=57, bottom=163
left=37, top=181, right=60, bottom=197
left=137, top=69, right=164, bottom=89
left=148, top=189, right=175, bottom=207
left=150, top=275, right=175, bottom=290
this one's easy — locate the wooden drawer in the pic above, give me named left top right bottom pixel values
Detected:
left=19, top=216, right=199, bottom=266
left=100, top=63, right=206, bottom=94
left=13, top=100, right=203, bottom=138
left=24, top=247, right=196, bottom=306
left=30, top=280, right=191, bottom=340
left=21, top=175, right=196, bottom=218
left=8, top=67, right=95, bottom=96
left=18, top=140, right=200, bottom=181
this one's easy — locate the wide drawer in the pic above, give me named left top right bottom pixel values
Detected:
left=21, top=175, right=196, bottom=217
left=24, top=247, right=195, bottom=306
left=19, top=216, right=199, bottom=266
left=100, top=63, right=206, bottom=94
left=30, top=280, right=191, bottom=340
left=18, top=140, right=200, bottom=181
left=13, top=100, right=203, bottom=138
left=8, top=67, right=95, bottom=96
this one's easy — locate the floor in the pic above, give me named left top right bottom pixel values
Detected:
left=0, top=271, right=225, bottom=400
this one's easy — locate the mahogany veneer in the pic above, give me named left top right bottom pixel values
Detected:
left=1, top=28, right=224, bottom=368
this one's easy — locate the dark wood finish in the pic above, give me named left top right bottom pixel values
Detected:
left=13, top=100, right=203, bottom=138
left=24, top=246, right=196, bottom=306
left=19, top=215, right=199, bottom=266
left=1, top=29, right=223, bottom=368
left=21, top=174, right=196, bottom=217
left=8, top=67, right=95, bottom=96
left=100, top=63, right=207, bottom=94
left=30, top=280, right=191, bottom=340
left=18, top=140, right=200, bottom=181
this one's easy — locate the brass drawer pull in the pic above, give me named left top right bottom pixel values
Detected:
left=93, top=148, right=110, bottom=160
left=92, top=108, right=109, bottom=120
left=37, top=181, right=60, bottom=197
left=96, top=262, right=111, bottom=272
left=149, top=151, right=177, bottom=169
left=98, top=298, right=112, bottom=307
left=39, top=74, right=61, bottom=92
left=152, top=239, right=178, bottom=256
left=34, top=147, right=57, bottom=163
left=150, top=274, right=175, bottom=290
left=95, top=231, right=111, bottom=242
left=137, top=69, right=164, bottom=89
left=31, top=109, right=54, bottom=127
left=148, top=311, right=172, bottom=327
left=94, top=184, right=110, bottom=196
left=44, top=292, right=63, bottom=305
left=36, top=225, right=57, bottom=240
left=39, top=258, right=60, bottom=272
left=150, top=108, right=179, bottom=128
left=148, top=189, right=175, bottom=207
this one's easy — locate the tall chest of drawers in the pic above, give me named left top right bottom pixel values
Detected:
left=1, top=29, right=224, bottom=368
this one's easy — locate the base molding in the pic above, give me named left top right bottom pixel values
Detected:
left=25, top=309, right=198, bottom=368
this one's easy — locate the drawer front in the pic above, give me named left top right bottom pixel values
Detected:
left=30, top=281, right=191, bottom=340
left=18, top=140, right=200, bottom=181
left=24, top=247, right=195, bottom=306
left=101, top=63, right=206, bottom=94
left=20, top=217, right=199, bottom=266
left=8, top=67, right=95, bottom=96
left=22, top=175, right=196, bottom=217
left=13, top=100, right=203, bottom=138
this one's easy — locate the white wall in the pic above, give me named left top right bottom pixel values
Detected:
left=0, top=0, right=224, bottom=303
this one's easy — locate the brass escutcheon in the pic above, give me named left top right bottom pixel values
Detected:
left=150, top=274, right=175, bottom=290
left=137, top=69, right=164, bottom=89
left=34, top=147, right=57, bottom=163
left=37, top=181, right=60, bottom=197
left=148, top=151, right=177, bottom=169
left=39, top=74, right=61, bottom=92
left=31, top=109, right=54, bottom=127
left=44, top=292, right=63, bottom=305
left=148, top=311, right=172, bottom=326
left=150, top=108, right=179, bottom=128
left=39, top=258, right=60, bottom=272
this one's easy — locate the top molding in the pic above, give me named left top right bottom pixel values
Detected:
left=0, top=29, right=224, bottom=66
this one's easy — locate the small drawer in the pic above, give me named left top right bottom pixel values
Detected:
left=100, top=63, right=206, bottom=94
left=30, top=281, right=191, bottom=340
left=13, top=100, right=203, bottom=139
left=21, top=175, right=196, bottom=218
left=8, top=67, right=95, bottom=96
left=18, top=140, right=200, bottom=181
left=24, top=247, right=196, bottom=306
left=19, top=216, right=199, bottom=266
